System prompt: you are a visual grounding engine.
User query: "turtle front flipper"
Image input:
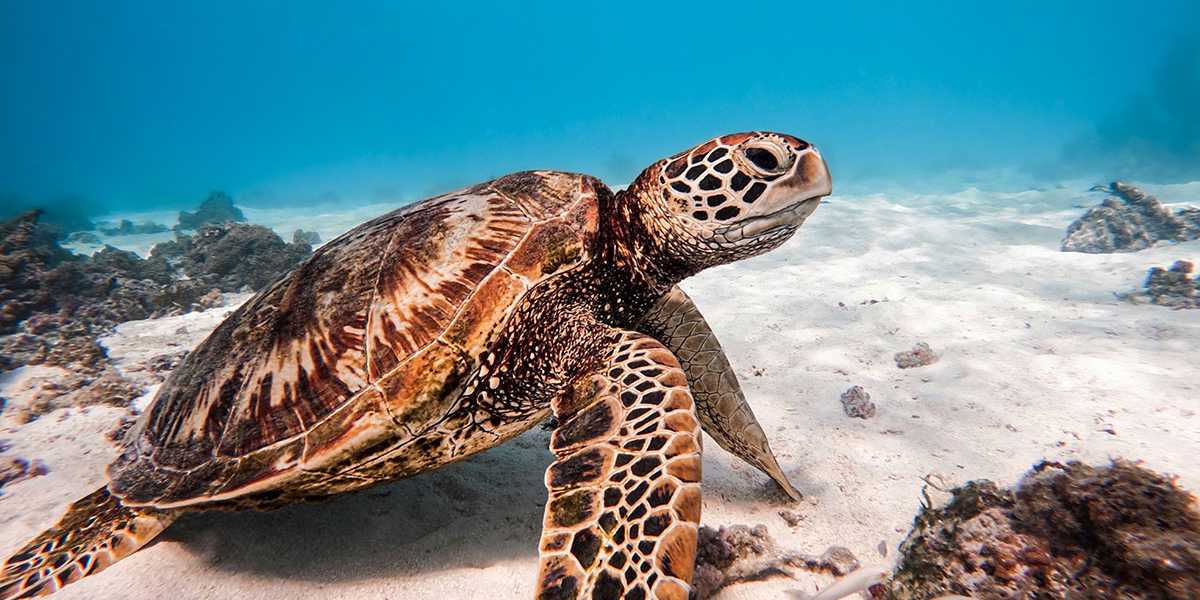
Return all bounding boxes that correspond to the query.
[636,286,800,501]
[537,331,701,600]
[0,487,178,599]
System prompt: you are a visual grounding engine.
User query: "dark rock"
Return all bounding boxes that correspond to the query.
[98,219,169,236]
[150,222,310,292]
[292,229,322,245]
[840,385,877,419]
[197,289,225,310]
[692,524,859,599]
[818,546,860,578]
[1180,207,1200,239]
[147,351,188,373]
[880,460,1200,600]
[66,231,101,244]
[1062,182,1200,253]
[0,458,49,495]
[15,367,142,423]
[1119,260,1200,309]
[778,509,804,527]
[894,342,938,369]
[107,416,137,442]
[177,191,246,230]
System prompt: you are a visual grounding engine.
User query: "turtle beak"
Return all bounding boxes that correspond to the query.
[769,148,833,210]
[737,148,831,238]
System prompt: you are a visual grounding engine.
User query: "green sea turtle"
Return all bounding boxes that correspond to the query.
[1,132,831,599]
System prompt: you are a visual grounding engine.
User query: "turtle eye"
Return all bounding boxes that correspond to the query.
[740,140,793,176]
[744,147,778,171]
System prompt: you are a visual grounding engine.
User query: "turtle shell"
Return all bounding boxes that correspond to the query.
[109,171,602,508]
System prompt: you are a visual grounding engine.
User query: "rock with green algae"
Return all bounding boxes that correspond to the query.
[876,460,1200,600]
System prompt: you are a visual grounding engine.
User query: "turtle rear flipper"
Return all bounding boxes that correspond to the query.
[0,487,177,599]
[538,331,702,600]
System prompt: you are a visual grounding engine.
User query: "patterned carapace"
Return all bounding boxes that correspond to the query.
[1,132,831,600]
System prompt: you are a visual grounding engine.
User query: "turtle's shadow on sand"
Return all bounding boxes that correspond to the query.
[160,428,554,582]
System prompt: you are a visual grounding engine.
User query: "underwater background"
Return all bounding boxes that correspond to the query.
[3,0,1200,219]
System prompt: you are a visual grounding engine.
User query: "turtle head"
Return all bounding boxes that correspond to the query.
[629,132,831,271]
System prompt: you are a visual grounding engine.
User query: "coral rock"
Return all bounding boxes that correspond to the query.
[894,342,938,369]
[1120,260,1200,309]
[292,228,322,245]
[98,219,168,236]
[176,191,246,230]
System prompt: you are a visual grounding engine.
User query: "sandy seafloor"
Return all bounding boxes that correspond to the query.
[2,181,1199,599]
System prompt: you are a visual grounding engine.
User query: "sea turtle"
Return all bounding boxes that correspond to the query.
[1,132,831,599]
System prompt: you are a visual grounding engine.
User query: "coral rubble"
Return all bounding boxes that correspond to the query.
[1062,182,1200,253]
[693,524,860,600]
[840,385,877,419]
[878,460,1200,600]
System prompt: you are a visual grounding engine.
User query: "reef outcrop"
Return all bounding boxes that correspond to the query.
[0,209,309,379]
[878,460,1200,599]
[1062,182,1200,253]
[150,222,312,292]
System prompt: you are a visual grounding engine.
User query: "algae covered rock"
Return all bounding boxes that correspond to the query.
[880,460,1200,600]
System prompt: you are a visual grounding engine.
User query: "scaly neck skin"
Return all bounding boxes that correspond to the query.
[582,183,699,328]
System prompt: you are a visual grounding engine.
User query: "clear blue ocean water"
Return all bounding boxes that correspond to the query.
[2,1,1198,217]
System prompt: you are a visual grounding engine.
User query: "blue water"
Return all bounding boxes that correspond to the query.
[2,0,1198,218]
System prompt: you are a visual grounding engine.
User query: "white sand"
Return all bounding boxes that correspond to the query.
[3,183,1199,599]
